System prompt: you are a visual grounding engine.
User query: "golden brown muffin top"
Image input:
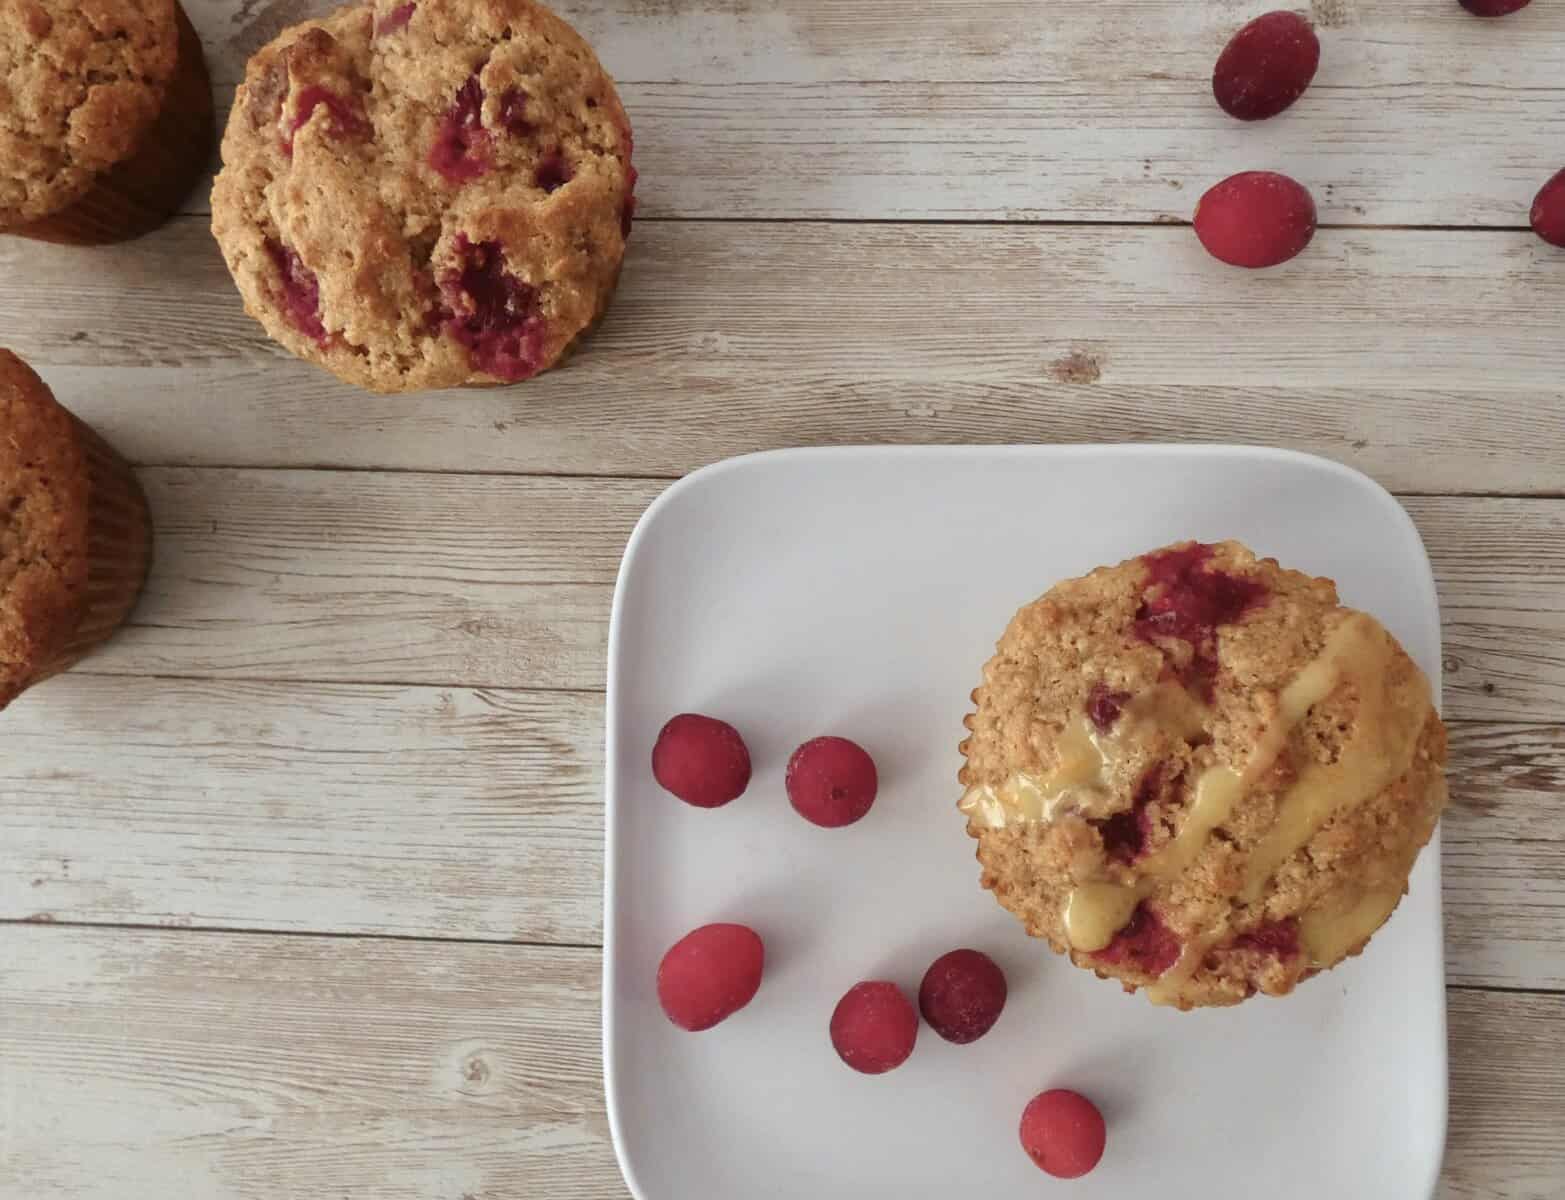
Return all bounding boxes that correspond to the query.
[0,0,179,227]
[958,541,1448,1010]
[0,349,89,707]
[210,0,635,393]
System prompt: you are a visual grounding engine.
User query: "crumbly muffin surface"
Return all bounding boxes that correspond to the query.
[211,0,635,393]
[0,349,89,706]
[958,541,1448,1009]
[0,0,178,226]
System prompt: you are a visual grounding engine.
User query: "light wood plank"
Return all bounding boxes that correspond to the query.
[5,221,1565,493]
[617,82,1565,225]
[49,468,1565,725]
[0,677,606,943]
[173,1,1565,224]
[1406,497,1565,726]
[0,926,1558,1198]
[1444,723,1565,992]
[196,0,1565,90]
[106,467,639,688]
[1441,987,1565,1200]
[0,928,617,1199]
[1,671,1561,989]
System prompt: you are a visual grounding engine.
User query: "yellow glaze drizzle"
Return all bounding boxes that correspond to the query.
[1241,615,1432,899]
[957,683,1208,831]
[1064,881,1148,953]
[1059,631,1364,954]
[958,718,1105,829]
[966,612,1434,976]
[1145,934,1219,1007]
[1299,888,1405,967]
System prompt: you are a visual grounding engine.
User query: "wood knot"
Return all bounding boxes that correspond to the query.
[462,1054,491,1086]
[1050,349,1102,384]
[447,1040,501,1095]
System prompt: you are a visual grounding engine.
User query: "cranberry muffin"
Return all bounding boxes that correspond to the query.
[957,541,1447,1010]
[211,0,636,393]
[0,350,153,710]
[0,0,214,244]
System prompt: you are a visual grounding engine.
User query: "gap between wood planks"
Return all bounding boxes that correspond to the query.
[156,208,1539,233]
[34,664,1565,730]
[5,915,1560,1001]
[0,913,596,950]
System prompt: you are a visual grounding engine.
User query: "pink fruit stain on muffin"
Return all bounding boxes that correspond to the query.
[284,85,370,155]
[1133,542,1267,697]
[1232,918,1301,958]
[498,88,532,135]
[376,2,416,34]
[264,239,329,345]
[439,236,549,381]
[1092,902,1181,975]
[1085,682,1130,732]
[534,149,573,193]
[430,74,491,182]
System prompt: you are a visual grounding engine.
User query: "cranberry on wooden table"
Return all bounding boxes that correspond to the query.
[1458,0,1532,15]
[1532,169,1565,247]
[1193,171,1317,269]
[1212,11,1321,121]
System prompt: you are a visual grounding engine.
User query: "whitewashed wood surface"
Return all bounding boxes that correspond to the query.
[3,0,1564,1196]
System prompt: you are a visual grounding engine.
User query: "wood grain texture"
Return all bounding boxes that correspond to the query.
[100,467,641,688]
[39,466,1563,726]
[174,0,1565,224]
[1444,723,1565,992]
[197,0,1565,88]
[6,221,1565,492]
[0,670,1560,990]
[0,928,614,1200]
[0,926,1559,1199]
[0,676,606,944]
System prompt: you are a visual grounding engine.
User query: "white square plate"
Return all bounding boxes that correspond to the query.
[604,445,1446,1200]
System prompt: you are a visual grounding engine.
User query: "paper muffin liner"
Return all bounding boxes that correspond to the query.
[28,416,155,683]
[13,4,215,246]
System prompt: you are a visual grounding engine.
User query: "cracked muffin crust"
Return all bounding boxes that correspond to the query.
[0,0,213,242]
[211,0,636,393]
[0,350,152,709]
[957,541,1448,1010]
